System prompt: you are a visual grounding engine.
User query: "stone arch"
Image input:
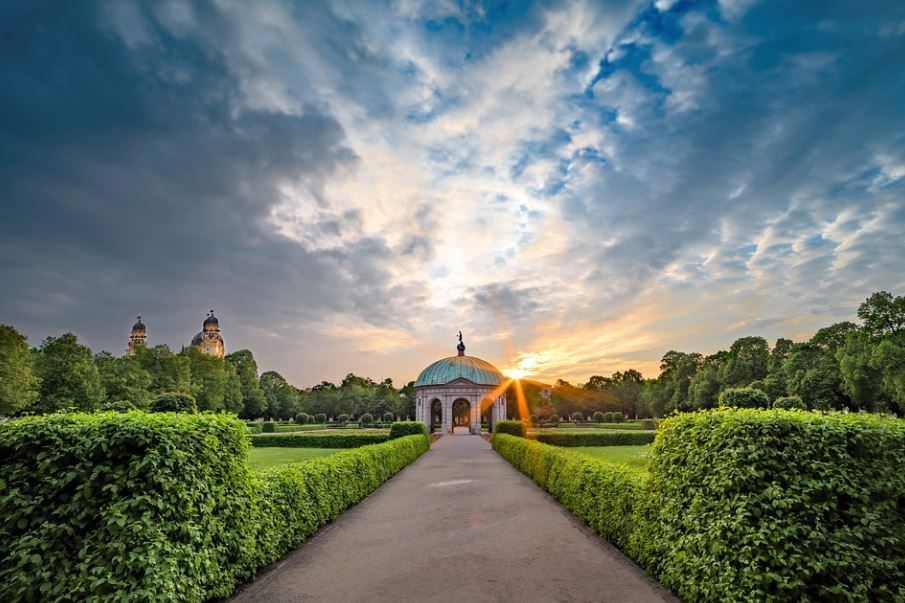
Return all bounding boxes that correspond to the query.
[429,398,443,434]
[451,398,471,434]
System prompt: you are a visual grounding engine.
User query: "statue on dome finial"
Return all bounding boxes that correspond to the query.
[457,331,466,356]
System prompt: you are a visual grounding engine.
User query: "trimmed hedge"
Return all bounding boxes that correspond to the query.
[718,386,770,409]
[246,422,263,434]
[383,412,395,422]
[388,421,428,439]
[261,421,276,433]
[360,413,374,425]
[534,431,655,446]
[494,420,525,437]
[640,419,656,430]
[0,412,428,602]
[593,411,605,423]
[150,391,197,413]
[251,433,388,448]
[315,413,327,423]
[773,395,807,410]
[493,434,645,550]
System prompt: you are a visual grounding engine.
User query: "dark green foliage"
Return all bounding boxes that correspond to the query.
[360,413,374,425]
[613,411,624,422]
[638,409,905,602]
[251,433,389,448]
[640,419,656,430]
[315,413,327,423]
[571,411,584,421]
[33,333,104,413]
[99,400,137,412]
[150,391,197,413]
[718,386,770,409]
[604,411,614,422]
[383,411,395,422]
[261,421,276,433]
[0,412,427,602]
[493,434,645,550]
[294,412,309,424]
[337,413,350,422]
[95,352,153,409]
[530,414,539,423]
[546,414,560,426]
[494,420,525,437]
[593,411,605,423]
[773,395,807,410]
[534,431,655,446]
[0,324,40,414]
[388,421,428,439]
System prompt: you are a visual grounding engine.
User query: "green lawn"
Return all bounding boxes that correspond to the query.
[574,444,652,470]
[247,447,339,470]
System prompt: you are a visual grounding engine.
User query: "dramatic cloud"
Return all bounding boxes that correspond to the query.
[1,0,903,385]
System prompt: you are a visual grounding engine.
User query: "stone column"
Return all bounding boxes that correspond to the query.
[443,396,453,435]
[470,397,479,435]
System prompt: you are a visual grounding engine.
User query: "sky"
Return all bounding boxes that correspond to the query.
[1,0,904,388]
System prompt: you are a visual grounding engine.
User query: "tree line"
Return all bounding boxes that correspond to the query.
[510,291,905,419]
[0,330,415,420]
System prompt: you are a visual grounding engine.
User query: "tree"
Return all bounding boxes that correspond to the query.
[182,347,229,411]
[0,324,40,414]
[871,338,905,415]
[857,291,905,337]
[150,391,197,413]
[688,358,723,410]
[226,350,266,418]
[94,351,153,409]
[659,351,703,412]
[810,322,858,351]
[260,370,297,420]
[783,343,849,410]
[837,332,884,412]
[583,375,612,391]
[33,333,104,413]
[721,336,769,387]
[133,344,191,394]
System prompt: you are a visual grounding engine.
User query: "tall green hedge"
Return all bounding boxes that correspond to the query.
[493,419,525,437]
[250,432,388,448]
[0,412,428,602]
[534,431,654,446]
[638,409,905,602]
[388,421,428,439]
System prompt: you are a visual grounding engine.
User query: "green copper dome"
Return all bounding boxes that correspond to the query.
[415,355,505,387]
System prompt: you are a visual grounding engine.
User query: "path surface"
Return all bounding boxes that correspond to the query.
[231,435,676,603]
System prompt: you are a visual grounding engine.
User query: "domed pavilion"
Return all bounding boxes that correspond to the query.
[191,310,225,358]
[414,333,507,435]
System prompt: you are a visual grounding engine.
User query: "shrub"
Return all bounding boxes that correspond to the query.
[383,412,395,422]
[337,413,350,423]
[360,413,374,425]
[100,400,137,412]
[718,386,770,409]
[315,413,327,424]
[546,414,560,427]
[529,414,539,424]
[261,421,276,433]
[534,431,655,446]
[149,391,197,413]
[593,411,605,423]
[571,412,584,422]
[294,412,309,424]
[640,419,656,430]
[389,421,428,439]
[246,422,262,434]
[251,433,388,448]
[773,395,807,410]
[613,411,624,422]
[603,411,614,422]
[494,420,525,437]
[493,434,645,549]
[636,409,905,602]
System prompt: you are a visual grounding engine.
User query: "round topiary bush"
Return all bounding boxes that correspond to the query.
[604,412,615,423]
[719,387,771,409]
[294,412,309,424]
[261,421,276,433]
[383,412,395,423]
[150,392,197,414]
[640,419,656,430]
[315,413,327,424]
[360,413,374,425]
[593,411,605,423]
[572,412,584,422]
[613,411,624,423]
[337,413,350,423]
[100,400,137,413]
[773,395,807,411]
[547,414,560,427]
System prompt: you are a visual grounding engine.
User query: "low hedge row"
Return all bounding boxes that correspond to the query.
[0,412,428,601]
[534,431,655,446]
[250,433,389,448]
[495,409,905,601]
[494,420,525,437]
[388,421,427,439]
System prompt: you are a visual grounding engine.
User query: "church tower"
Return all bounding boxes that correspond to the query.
[191,310,225,358]
[126,316,147,356]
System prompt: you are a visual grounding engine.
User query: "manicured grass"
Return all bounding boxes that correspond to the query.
[274,423,327,432]
[247,447,339,470]
[574,444,652,470]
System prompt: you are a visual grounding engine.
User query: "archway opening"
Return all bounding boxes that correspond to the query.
[452,398,471,435]
[430,399,442,434]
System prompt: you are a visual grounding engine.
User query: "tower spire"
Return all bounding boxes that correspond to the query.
[457,331,465,356]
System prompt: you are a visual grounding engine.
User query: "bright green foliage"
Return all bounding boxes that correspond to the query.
[593,411,605,423]
[150,392,197,413]
[261,421,276,433]
[494,420,525,437]
[388,421,428,439]
[360,413,374,425]
[638,409,905,602]
[772,395,806,410]
[493,434,646,549]
[33,333,105,413]
[100,400,138,412]
[534,431,655,446]
[0,324,40,414]
[0,413,428,602]
[718,386,770,409]
[251,433,388,448]
[246,447,337,470]
[246,422,263,434]
[183,347,237,412]
[132,344,192,395]
[0,412,258,602]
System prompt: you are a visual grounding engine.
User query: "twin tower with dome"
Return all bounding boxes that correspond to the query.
[126,310,225,358]
[414,332,508,435]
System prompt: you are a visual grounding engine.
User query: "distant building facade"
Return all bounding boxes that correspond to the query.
[125,310,226,358]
